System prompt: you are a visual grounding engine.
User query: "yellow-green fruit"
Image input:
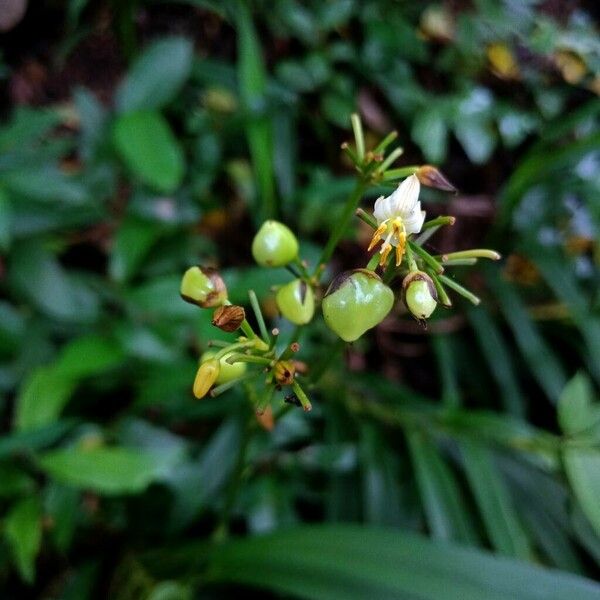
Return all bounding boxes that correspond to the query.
[251,220,299,267]
[276,279,315,325]
[403,271,437,320]
[180,266,227,308]
[322,269,394,342]
[201,351,247,384]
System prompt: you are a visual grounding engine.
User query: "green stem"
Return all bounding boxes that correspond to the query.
[291,380,312,411]
[439,258,478,266]
[248,290,270,343]
[226,353,273,366]
[210,372,260,397]
[405,242,418,272]
[438,249,501,261]
[375,146,404,174]
[373,130,398,154]
[356,208,377,229]
[314,179,368,277]
[409,241,444,274]
[381,165,419,181]
[427,269,452,307]
[214,340,256,360]
[351,113,365,161]
[366,253,380,271]
[439,274,481,305]
[239,319,256,339]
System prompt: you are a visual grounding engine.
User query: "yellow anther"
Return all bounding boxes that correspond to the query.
[379,242,393,266]
[368,222,388,252]
[395,232,407,266]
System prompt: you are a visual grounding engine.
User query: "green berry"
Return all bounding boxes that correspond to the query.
[201,351,247,384]
[276,279,315,325]
[403,271,437,320]
[252,220,299,267]
[180,266,227,308]
[322,269,394,342]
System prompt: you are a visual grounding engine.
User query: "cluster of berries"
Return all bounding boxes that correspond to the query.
[180,115,499,410]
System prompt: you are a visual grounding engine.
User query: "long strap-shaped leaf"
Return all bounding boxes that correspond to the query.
[205,525,600,600]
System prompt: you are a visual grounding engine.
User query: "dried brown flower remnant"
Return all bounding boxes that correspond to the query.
[212,305,245,332]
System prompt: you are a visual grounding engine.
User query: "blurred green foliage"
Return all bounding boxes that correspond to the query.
[0,0,599,597]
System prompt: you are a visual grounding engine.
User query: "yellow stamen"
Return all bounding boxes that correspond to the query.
[391,218,407,267]
[379,242,393,266]
[395,232,406,266]
[368,222,388,252]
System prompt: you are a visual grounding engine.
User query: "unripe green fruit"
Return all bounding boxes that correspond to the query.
[322,269,394,342]
[180,266,227,308]
[276,279,315,325]
[201,351,247,384]
[403,271,437,321]
[252,220,299,267]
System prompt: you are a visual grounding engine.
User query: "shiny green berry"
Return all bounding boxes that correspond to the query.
[276,279,315,325]
[180,266,227,308]
[201,351,247,385]
[322,269,394,342]
[252,220,299,267]
[403,271,437,321]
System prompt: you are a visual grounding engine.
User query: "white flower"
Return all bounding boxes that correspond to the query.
[368,174,426,267]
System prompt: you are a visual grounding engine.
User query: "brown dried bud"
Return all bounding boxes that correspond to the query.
[273,360,296,386]
[212,305,245,332]
[416,165,457,193]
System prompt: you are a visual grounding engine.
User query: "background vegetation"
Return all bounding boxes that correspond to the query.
[0,0,599,597]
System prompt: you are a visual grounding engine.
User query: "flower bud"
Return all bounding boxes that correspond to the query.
[200,351,247,385]
[402,271,438,321]
[276,279,315,325]
[252,220,299,267]
[193,358,220,399]
[212,305,245,332]
[180,266,227,308]
[416,165,457,193]
[322,269,394,342]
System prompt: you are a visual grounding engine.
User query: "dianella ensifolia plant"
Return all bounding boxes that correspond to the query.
[180,114,500,415]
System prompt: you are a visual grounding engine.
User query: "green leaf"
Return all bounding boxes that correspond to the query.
[454,119,496,164]
[15,335,124,431]
[461,440,531,559]
[4,497,42,583]
[54,334,125,380]
[115,37,194,112]
[487,271,566,402]
[236,0,275,220]
[406,431,477,544]
[0,187,12,251]
[45,483,79,552]
[412,109,448,163]
[15,366,76,431]
[204,525,600,600]
[558,373,596,436]
[38,447,175,495]
[113,111,184,193]
[563,448,600,538]
[9,240,99,323]
[109,217,164,282]
[468,307,525,417]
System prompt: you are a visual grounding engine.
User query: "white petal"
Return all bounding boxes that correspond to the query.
[404,209,426,235]
[389,175,420,216]
[373,195,395,222]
